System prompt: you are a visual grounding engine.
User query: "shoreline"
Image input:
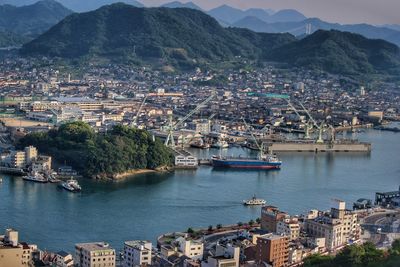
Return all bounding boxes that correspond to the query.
[93,166,172,180]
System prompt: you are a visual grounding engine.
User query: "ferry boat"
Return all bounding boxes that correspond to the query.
[211,153,281,169]
[23,172,48,183]
[243,195,266,206]
[60,179,82,192]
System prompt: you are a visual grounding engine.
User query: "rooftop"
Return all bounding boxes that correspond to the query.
[75,242,113,251]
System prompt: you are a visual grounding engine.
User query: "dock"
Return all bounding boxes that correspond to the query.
[266,140,371,153]
[0,166,26,175]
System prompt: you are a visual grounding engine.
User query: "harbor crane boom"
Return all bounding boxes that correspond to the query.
[165,91,216,148]
[241,117,264,156]
[132,94,148,127]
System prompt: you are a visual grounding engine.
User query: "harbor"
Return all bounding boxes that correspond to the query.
[0,128,396,251]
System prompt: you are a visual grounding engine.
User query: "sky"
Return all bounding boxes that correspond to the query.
[142,0,400,25]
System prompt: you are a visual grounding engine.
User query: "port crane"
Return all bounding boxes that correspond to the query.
[247,92,325,142]
[241,117,269,157]
[165,92,216,148]
[131,94,148,127]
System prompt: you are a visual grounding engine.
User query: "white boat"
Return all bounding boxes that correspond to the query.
[243,195,266,206]
[0,177,2,183]
[211,140,229,149]
[60,179,82,192]
[23,172,48,183]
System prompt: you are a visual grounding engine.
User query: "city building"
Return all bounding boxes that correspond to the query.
[176,237,204,260]
[276,217,300,241]
[56,250,74,267]
[11,151,26,168]
[75,242,115,267]
[255,233,289,267]
[261,206,288,233]
[202,243,240,267]
[0,229,33,267]
[305,201,359,250]
[123,240,152,267]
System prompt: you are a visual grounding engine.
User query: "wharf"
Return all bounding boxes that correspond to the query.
[0,166,26,175]
[266,140,371,153]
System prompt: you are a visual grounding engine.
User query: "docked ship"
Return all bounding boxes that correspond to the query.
[211,153,281,169]
[190,139,210,149]
[23,172,48,183]
[243,195,266,206]
[211,139,229,149]
[60,179,82,192]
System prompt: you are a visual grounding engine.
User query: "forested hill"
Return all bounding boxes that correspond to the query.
[20,3,400,76]
[20,3,296,68]
[18,122,174,178]
[266,30,400,75]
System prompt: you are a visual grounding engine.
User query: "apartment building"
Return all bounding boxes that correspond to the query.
[276,217,300,241]
[305,201,359,250]
[0,229,33,267]
[261,206,288,233]
[75,242,115,267]
[256,233,289,267]
[123,240,152,267]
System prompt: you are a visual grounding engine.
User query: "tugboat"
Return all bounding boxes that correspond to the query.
[60,179,82,192]
[243,195,266,206]
[23,172,48,183]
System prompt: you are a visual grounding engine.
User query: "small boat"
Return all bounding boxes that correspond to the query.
[46,172,61,183]
[211,140,229,149]
[243,195,266,206]
[23,172,48,183]
[0,177,2,183]
[60,179,82,192]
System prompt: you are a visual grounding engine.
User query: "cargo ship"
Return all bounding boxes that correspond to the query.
[211,153,281,169]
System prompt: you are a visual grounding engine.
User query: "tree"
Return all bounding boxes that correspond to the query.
[187,227,194,234]
[208,225,213,232]
[216,224,222,229]
[237,222,243,227]
[256,217,261,224]
[248,219,255,226]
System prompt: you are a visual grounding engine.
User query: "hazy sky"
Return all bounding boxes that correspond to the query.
[142,0,400,25]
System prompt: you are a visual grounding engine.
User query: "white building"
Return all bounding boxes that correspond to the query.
[75,242,115,267]
[176,237,204,260]
[123,240,152,267]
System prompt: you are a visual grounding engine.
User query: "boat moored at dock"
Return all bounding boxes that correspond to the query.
[60,179,82,192]
[23,172,48,183]
[211,154,281,169]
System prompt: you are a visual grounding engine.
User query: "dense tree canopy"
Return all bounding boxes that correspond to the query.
[303,241,400,267]
[18,122,174,177]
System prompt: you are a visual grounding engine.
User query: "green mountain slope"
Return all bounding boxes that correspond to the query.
[0,0,72,37]
[0,31,29,47]
[20,4,400,76]
[20,4,295,68]
[266,30,400,75]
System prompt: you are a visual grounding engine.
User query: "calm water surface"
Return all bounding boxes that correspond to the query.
[0,129,399,251]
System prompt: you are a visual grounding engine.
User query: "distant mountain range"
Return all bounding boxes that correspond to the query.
[207,4,305,25]
[161,1,202,11]
[233,17,400,47]
[20,3,400,76]
[0,0,71,41]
